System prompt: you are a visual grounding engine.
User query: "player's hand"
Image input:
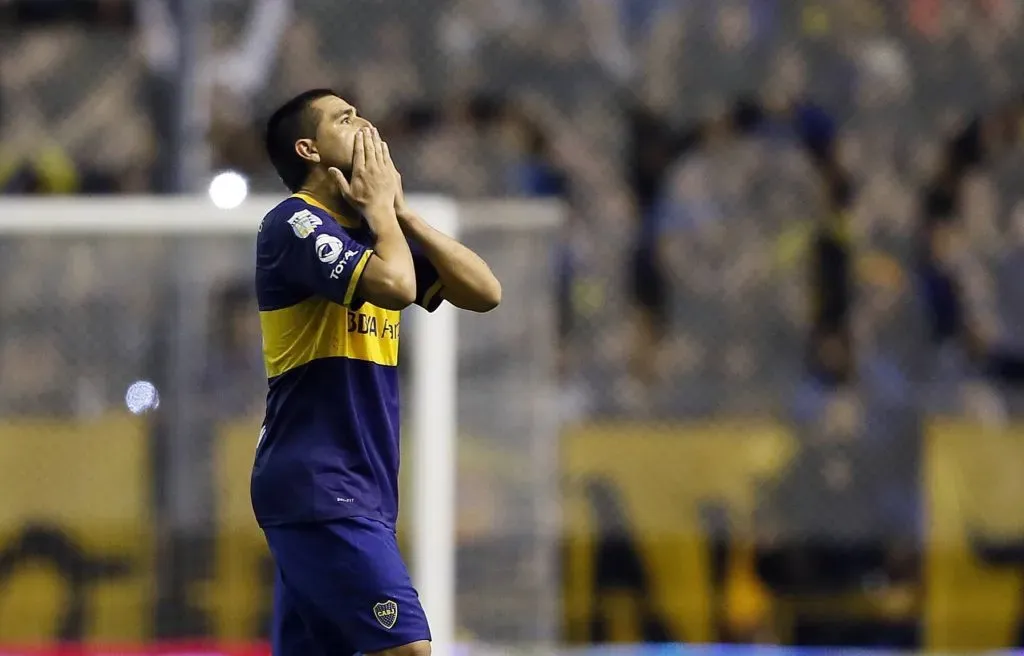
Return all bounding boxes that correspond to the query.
[382,140,411,219]
[329,128,397,215]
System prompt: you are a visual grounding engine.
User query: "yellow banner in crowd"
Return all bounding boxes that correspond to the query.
[562,421,797,644]
[924,420,1024,649]
[0,416,151,642]
[561,420,1024,649]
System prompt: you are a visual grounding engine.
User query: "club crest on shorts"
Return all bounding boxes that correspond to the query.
[373,600,398,629]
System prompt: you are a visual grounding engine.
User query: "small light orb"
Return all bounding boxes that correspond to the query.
[208,171,249,209]
[126,380,160,415]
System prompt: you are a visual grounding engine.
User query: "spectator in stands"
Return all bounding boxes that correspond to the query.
[0,0,152,194]
[136,0,292,192]
[755,381,922,648]
[0,146,125,194]
[622,101,679,397]
[498,103,569,198]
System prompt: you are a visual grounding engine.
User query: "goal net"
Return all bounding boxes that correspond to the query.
[0,195,563,653]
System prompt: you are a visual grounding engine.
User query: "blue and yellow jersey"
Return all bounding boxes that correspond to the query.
[251,193,443,528]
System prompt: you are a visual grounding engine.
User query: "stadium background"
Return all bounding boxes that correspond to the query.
[3,0,1024,654]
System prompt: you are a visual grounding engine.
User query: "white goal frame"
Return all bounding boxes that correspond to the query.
[0,194,462,651]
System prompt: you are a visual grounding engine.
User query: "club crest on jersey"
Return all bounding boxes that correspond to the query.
[287,209,323,238]
[373,600,398,629]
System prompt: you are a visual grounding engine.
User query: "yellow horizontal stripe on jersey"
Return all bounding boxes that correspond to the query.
[261,298,401,376]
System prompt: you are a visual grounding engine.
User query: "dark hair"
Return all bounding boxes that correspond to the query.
[265,88,338,192]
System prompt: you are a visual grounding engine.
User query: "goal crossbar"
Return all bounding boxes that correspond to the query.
[0,195,561,234]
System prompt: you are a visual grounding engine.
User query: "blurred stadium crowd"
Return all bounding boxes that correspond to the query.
[5,0,1024,418]
[4,0,1024,649]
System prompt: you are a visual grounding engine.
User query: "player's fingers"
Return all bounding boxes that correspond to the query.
[357,128,373,170]
[381,140,396,172]
[371,128,387,169]
[328,167,350,195]
[360,128,377,173]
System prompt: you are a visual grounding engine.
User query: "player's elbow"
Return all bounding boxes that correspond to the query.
[447,278,501,313]
[476,279,502,312]
[359,258,418,310]
[376,272,418,310]
[375,275,417,310]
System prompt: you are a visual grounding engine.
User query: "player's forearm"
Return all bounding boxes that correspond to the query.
[398,210,502,312]
[367,206,417,306]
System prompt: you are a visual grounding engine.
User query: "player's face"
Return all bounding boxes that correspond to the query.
[309,95,372,173]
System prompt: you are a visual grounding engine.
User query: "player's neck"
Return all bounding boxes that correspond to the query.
[296,182,363,225]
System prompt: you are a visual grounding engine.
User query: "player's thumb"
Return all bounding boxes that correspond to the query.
[328,167,351,195]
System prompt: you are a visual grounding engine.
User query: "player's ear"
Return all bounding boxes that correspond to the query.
[295,138,321,164]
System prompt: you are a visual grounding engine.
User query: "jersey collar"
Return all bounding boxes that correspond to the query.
[291,192,362,229]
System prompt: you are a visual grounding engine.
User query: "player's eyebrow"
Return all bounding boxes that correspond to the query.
[333,107,356,121]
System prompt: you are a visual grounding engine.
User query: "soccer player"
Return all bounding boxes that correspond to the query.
[253,89,501,656]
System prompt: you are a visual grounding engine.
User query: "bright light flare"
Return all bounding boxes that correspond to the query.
[125,380,160,415]
[208,171,249,209]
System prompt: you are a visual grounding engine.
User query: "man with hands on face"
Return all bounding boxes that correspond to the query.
[252,89,500,656]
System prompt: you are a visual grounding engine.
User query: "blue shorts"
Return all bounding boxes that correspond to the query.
[263,516,431,655]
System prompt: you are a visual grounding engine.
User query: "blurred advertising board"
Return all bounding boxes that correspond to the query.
[0,416,152,642]
[563,420,1024,650]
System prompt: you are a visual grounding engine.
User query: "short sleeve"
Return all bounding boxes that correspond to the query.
[411,243,444,312]
[268,207,373,307]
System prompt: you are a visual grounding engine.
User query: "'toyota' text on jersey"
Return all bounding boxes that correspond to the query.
[251,193,443,528]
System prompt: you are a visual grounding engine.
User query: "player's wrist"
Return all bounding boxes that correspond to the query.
[364,201,399,224]
[396,208,426,234]
[394,202,413,222]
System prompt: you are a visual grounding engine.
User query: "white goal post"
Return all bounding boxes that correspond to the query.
[0,193,563,654]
